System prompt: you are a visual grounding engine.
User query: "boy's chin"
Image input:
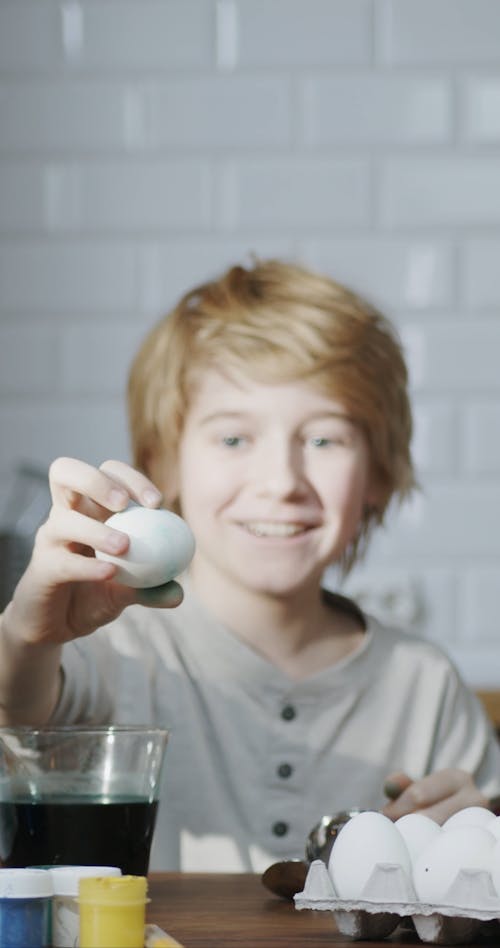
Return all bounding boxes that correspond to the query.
[237,569,321,599]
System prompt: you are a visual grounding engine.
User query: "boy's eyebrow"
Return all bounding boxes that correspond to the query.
[198,411,251,425]
[198,409,357,425]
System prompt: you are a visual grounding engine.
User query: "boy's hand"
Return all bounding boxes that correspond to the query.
[382,768,490,824]
[2,457,184,650]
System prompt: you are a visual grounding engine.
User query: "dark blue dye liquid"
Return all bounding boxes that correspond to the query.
[0,798,158,875]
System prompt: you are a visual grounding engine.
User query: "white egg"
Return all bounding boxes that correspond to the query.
[442,806,496,831]
[395,813,441,865]
[413,825,495,904]
[328,810,411,900]
[487,816,500,841]
[96,507,195,588]
[489,836,500,895]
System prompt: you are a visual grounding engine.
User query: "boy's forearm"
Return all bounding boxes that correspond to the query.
[0,606,63,726]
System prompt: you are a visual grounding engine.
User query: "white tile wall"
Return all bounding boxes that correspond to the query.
[300,238,453,310]
[148,78,292,148]
[461,240,500,308]
[0,242,138,312]
[378,0,500,65]
[300,75,451,146]
[462,402,500,474]
[381,158,500,228]
[0,0,499,685]
[411,399,457,477]
[59,0,214,70]
[215,158,370,229]
[0,325,59,394]
[136,236,296,313]
[461,76,500,144]
[403,322,500,393]
[220,0,372,67]
[0,81,144,152]
[0,2,59,70]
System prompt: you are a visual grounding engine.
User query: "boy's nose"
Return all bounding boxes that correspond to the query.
[253,442,306,499]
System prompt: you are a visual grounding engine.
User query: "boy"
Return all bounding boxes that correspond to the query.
[0,258,499,872]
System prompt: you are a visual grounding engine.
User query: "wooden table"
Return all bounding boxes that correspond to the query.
[146,873,427,947]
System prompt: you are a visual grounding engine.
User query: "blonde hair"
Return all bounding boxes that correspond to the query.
[128,258,416,571]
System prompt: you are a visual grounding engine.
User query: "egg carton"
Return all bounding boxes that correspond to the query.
[294,859,500,945]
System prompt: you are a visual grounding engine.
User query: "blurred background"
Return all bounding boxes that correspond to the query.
[0,0,500,686]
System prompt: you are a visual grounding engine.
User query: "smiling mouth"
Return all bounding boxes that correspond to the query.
[242,522,312,538]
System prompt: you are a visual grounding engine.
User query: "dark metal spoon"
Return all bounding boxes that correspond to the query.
[261,807,363,900]
[306,807,364,864]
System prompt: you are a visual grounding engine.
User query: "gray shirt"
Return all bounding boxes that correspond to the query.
[53,588,500,872]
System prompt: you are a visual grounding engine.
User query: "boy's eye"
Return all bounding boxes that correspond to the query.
[307,427,354,448]
[309,436,348,448]
[310,437,332,448]
[222,435,244,447]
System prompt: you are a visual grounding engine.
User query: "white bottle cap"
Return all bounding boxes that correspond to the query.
[0,868,53,898]
[49,865,121,897]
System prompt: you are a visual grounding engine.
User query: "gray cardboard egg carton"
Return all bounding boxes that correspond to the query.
[294,859,500,945]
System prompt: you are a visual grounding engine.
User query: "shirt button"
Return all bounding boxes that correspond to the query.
[277,762,293,779]
[281,704,296,721]
[272,821,289,837]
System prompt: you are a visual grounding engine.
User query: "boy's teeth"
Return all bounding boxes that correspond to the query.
[245,522,305,537]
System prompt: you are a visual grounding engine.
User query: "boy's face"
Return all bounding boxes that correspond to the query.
[158,367,379,600]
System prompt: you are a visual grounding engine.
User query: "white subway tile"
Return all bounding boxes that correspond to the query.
[379,0,500,65]
[412,398,456,476]
[148,77,291,148]
[461,76,500,143]
[0,163,46,231]
[301,238,453,310]
[341,564,457,646]
[137,237,296,312]
[413,569,457,646]
[301,75,451,145]
[368,484,500,559]
[462,401,500,474]
[399,324,426,390]
[60,323,147,394]
[458,569,500,642]
[0,399,130,475]
[41,160,211,231]
[462,239,500,307]
[0,1,60,71]
[0,242,137,312]
[0,326,59,393]
[447,645,500,689]
[0,160,211,233]
[0,81,146,152]
[400,321,500,392]
[226,0,371,66]
[60,0,212,70]
[381,158,500,227]
[217,158,370,229]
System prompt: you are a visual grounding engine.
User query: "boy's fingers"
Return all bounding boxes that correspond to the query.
[99,460,163,508]
[49,458,130,513]
[48,457,164,525]
[382,769,484,821]
[415,787,490,826]
[383,771,414,800]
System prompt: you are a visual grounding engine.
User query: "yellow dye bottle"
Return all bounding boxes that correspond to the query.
[79,875,147,948]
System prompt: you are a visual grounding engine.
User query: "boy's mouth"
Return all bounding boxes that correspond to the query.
[242,521,311,538]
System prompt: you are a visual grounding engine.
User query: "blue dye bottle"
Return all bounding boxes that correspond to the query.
[0,868,52,948]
